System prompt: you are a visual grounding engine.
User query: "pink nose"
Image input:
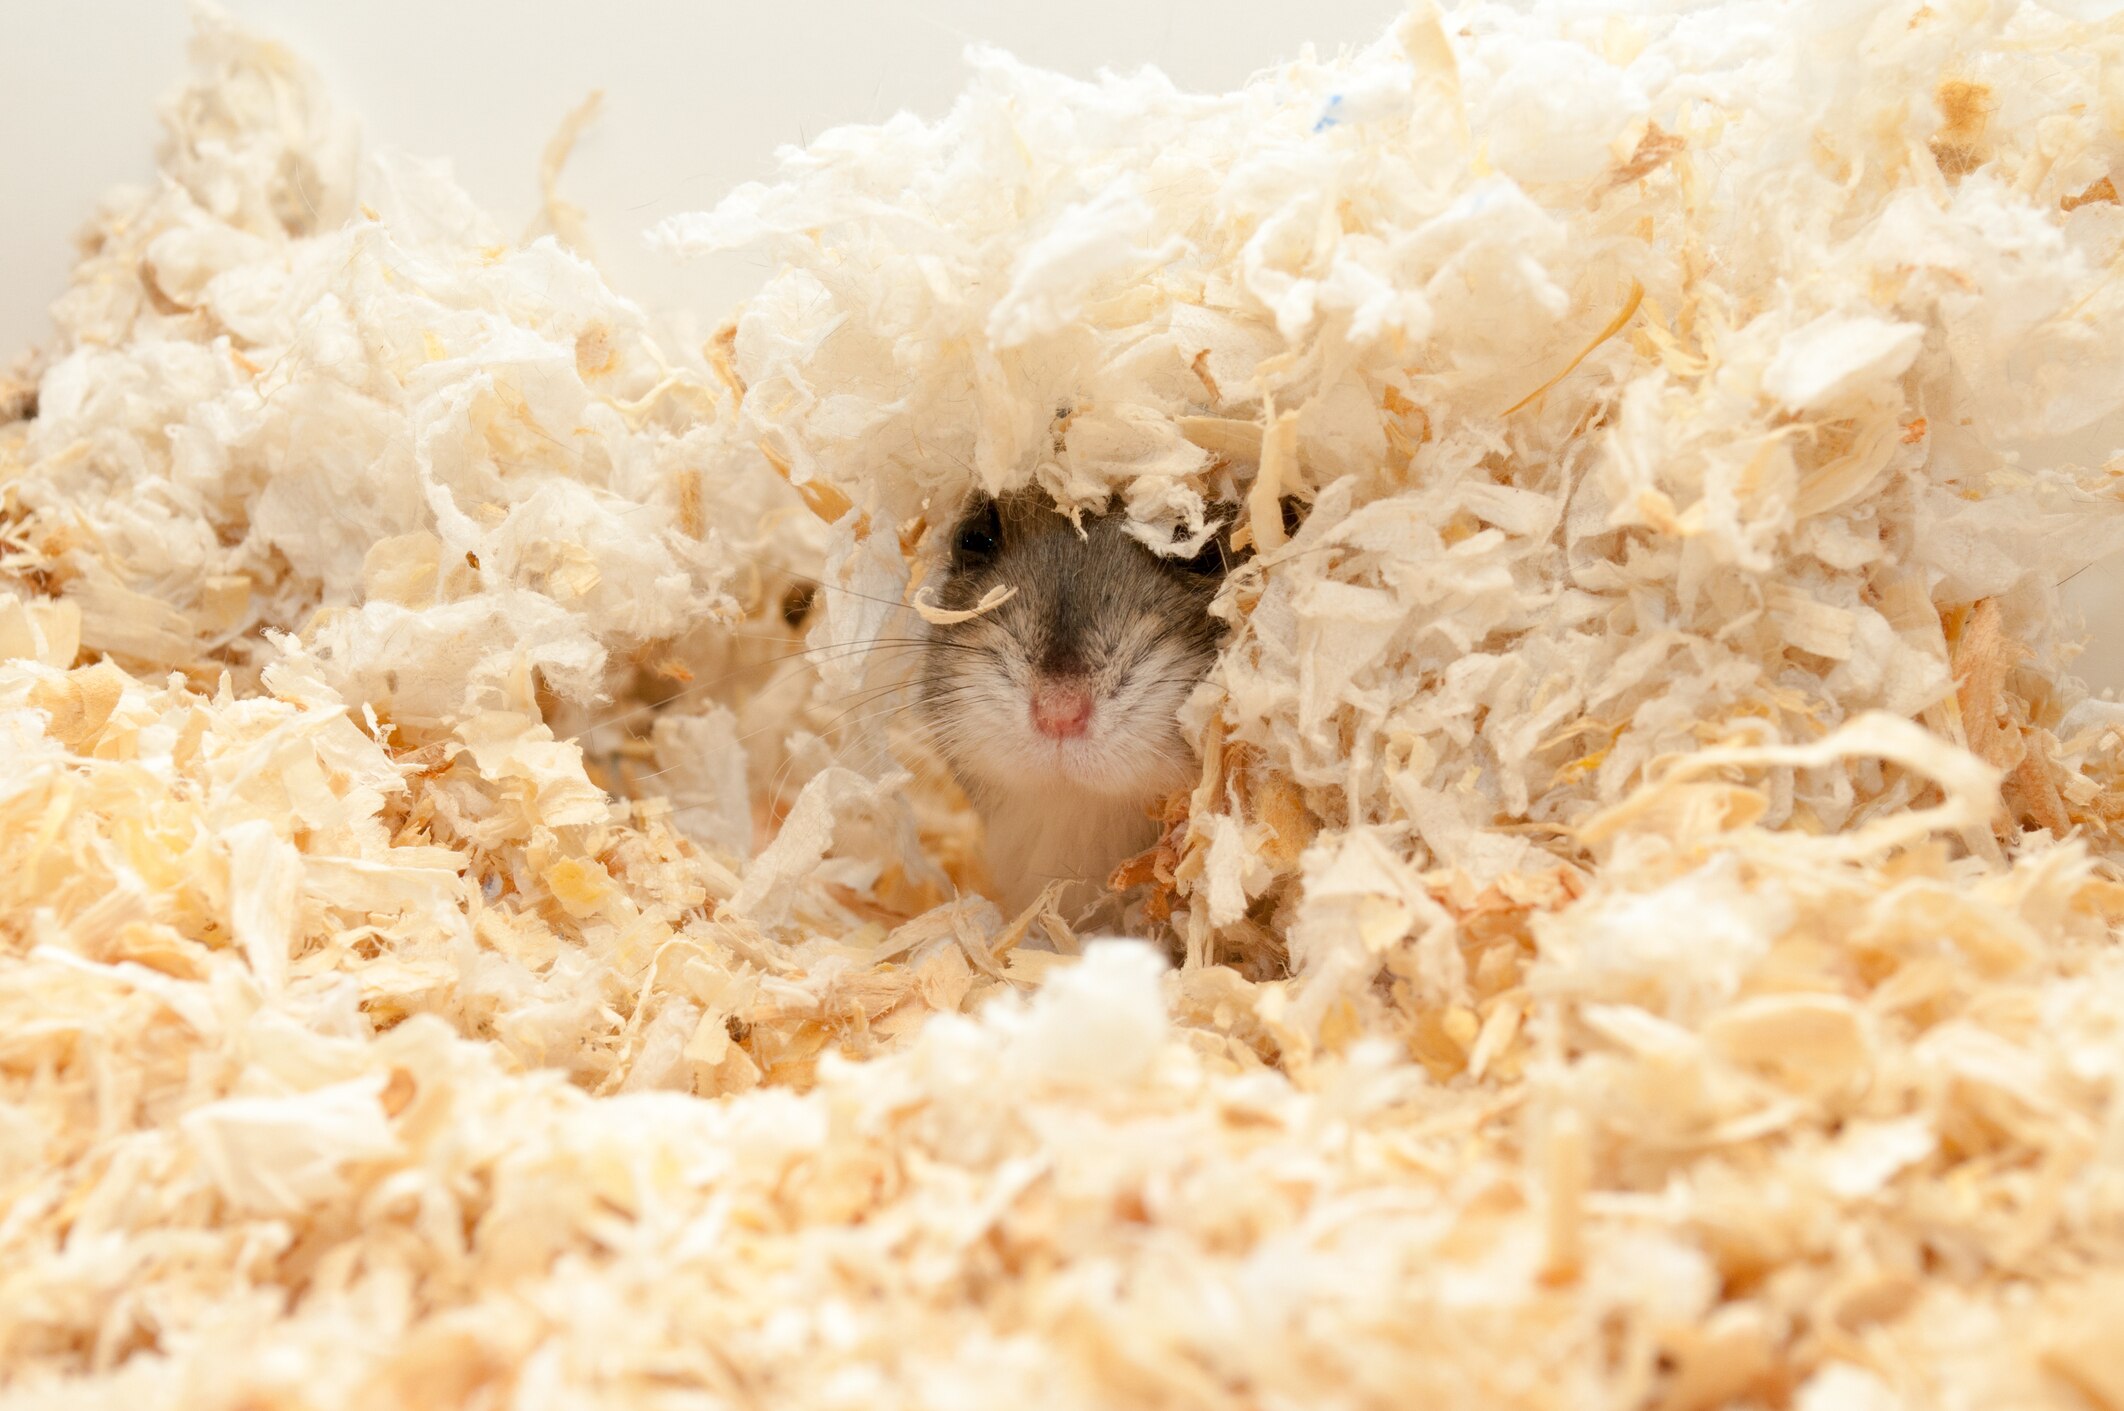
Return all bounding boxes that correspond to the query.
[1030,680,1094,739]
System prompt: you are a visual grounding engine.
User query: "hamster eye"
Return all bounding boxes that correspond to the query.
[952,501,1002,568]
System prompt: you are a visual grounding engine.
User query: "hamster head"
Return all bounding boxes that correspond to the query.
[917,493,1236,911]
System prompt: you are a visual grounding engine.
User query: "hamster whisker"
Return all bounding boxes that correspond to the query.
[711,543,925,618]
[762,698,939,815]
[568,640,937,736]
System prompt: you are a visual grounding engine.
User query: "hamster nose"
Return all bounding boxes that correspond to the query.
[1030,678,1094,739]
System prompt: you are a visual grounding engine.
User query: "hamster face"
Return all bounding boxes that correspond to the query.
[917,495,1232,814]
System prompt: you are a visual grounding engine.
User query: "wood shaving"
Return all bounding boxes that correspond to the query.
[7,3,2124,1407]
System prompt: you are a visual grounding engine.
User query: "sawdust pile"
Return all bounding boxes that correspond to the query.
[7,2,2124,1406]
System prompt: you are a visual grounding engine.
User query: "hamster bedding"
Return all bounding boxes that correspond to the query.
[7,1,2124,1406]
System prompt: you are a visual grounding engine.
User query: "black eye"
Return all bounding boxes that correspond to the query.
[952,500,1001,568]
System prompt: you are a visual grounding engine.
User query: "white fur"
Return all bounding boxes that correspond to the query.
[981,783,1164,916]
[940,633,1200,915]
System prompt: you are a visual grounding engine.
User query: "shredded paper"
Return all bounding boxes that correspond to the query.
[6,1,2124,1405]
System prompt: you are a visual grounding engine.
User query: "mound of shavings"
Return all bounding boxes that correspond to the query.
[7,1,2124,1407]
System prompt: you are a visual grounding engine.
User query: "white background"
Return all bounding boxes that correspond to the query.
[1,1,1401,354]
[3,1,2116,688]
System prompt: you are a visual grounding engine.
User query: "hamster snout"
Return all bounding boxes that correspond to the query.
[918,493,1236,917]
[1029,678,1094,739]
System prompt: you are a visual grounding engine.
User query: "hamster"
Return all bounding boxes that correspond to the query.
[917,492,1238,918]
